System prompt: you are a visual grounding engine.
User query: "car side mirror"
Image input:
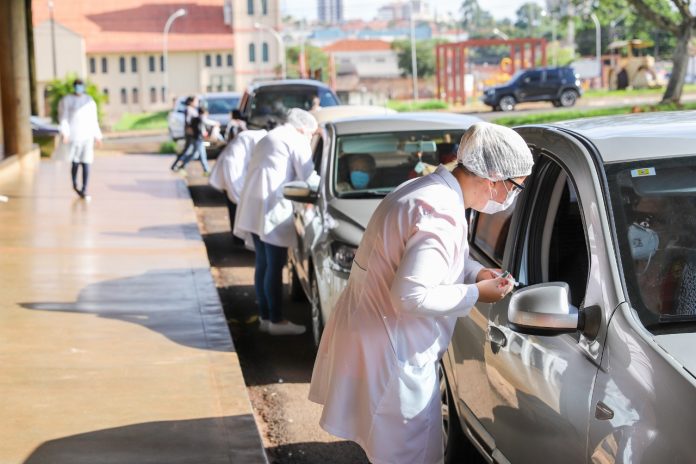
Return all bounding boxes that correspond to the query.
[283,181,317,204]
[508,282,601,339]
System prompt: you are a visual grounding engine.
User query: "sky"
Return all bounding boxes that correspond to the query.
[280,0,544,22]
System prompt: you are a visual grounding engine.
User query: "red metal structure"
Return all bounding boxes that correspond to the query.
[435,38,547,105]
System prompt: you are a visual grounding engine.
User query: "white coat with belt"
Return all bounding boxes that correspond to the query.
[210,129,268,204]
[234,123,313,248]
[309,165,483,464]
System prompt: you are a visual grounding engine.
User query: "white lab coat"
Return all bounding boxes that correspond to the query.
[58,94,102,144]
[234,124,313,248]
[209,129,267,204]
[309,165,484,464]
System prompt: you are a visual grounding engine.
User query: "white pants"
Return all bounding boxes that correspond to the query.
[69,139,94,164]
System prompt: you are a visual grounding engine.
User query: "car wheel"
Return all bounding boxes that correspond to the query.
[310,272,324,348]
[499,95,516,112]
[287,258,305,302]
[559,90,578,107]
[440,363,482,464]
[552,100,562,107]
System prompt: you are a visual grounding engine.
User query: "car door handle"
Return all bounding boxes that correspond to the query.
[487,326,508,350]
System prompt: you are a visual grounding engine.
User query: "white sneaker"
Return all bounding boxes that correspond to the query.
[258,319,270,333]
[268,321,306,336]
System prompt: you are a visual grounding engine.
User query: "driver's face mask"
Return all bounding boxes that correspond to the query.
[628,223,659,272]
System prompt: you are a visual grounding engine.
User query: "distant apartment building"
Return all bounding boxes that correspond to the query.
[31,0,281,122]
[323,39,400,78]
[317,0,343,25]
[376,0,431,21]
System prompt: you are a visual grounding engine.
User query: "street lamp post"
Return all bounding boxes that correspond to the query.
[254,22,286,80]
[590,13,601,85]
[48,0,57,79]
[540,10,558,67]
[163,8,186,104]
[409,0,419,101]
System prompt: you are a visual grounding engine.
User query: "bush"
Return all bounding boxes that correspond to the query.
[46,74,106,124]
[159,140,177,154]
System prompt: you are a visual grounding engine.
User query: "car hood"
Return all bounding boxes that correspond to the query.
[486,84,512,93]
[207,114,229,125]
[327,198,382,246]
[655,333,696,379]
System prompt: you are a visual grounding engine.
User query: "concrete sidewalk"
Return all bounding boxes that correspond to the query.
[0,154,267,463]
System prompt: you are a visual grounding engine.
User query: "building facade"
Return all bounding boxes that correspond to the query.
[323,39,400,78]
[31,0,280,124]
[317,0,343,25]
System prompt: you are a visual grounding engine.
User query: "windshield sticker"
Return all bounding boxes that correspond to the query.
[631,167,656,178]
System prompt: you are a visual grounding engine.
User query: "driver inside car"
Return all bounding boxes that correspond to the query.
[336,153,377,192]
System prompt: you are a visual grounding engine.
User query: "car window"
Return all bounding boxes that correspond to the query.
[175,98,187,113]
[250,87,337,121]
[472,208,514,266]
[525,71,542,83]
[607,156,696,327]
[546,69,560,81]
[203,96,240,115]
[522,159,589,308]
[333,130,464,198]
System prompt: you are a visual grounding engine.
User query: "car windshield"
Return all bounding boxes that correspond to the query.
[607,155,696,328]
[250,87,338,120]
[333,130,465,198]
[203,96,239,115]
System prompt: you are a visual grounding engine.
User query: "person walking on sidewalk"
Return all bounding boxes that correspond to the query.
[58,78,102,199]
[171,95,198,171]
[234,109,319,336]
[177,106,212,174]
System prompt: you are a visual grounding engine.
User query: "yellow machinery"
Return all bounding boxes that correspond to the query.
[607,39,663,90]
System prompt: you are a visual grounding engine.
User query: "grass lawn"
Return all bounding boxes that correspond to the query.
[492,101,696,127]
[387,99,449,112]
[583,84,696,99]
[113,111,169,132]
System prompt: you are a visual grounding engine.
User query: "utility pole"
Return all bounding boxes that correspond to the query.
[48,0,57,79]
[409,0,419,101]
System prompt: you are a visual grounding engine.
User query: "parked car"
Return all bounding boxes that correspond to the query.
[482,66,582,111]
[283,113,480,346]
[439,111,696,463]
[167,91,241,141]
[30,116,60,137]
[238,79,340,129]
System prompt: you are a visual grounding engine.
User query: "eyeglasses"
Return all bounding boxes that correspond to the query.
[506,178,525,191]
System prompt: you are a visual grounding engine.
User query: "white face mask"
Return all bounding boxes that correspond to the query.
[478,181,519,214]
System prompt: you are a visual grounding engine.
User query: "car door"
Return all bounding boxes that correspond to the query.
[291,132,326,285]
[516,70,544,102]
[540,68,562,100]
[481,154,605,463]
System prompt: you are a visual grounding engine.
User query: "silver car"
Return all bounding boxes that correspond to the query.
[167,91,241,140]
[441,111,696,463]
[283,113,480,346]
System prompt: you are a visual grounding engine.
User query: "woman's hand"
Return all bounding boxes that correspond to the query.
[476,277,514,303]
[476,268,503,282]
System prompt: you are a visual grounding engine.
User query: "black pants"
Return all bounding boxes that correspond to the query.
[171,136,193,169]
[71,162,90,195]
[224,195,245,246]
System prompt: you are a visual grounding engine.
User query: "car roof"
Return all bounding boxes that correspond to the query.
[312,105,396,124]
[201,92,241,99]
[246,79,333,92]
[330,112,481,136]
[541,111,696,163]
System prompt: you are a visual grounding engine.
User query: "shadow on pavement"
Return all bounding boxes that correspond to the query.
[20,268,234,352]
[108,179,190,199]
[267,441,369,464]
[104,222,202,241]
[23,415,266,464]
[202,233,256,267]
[188,184,227,207]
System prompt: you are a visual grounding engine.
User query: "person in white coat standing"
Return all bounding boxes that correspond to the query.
[309,122,534,464]
[209,126,270,244]
[58,78,102,199]
[234,109,318,336]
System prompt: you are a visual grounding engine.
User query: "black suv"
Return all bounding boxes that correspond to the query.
[238,79,340,129]
[482,67,582,111]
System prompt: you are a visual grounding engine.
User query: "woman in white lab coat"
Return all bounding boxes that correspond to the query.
[210,127,270,244]
[309,122,534,464]
[234,109,318,336]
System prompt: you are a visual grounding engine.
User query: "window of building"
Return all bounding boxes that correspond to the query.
[161,87,166,103]
[131,56,138,73]
[89,57,96,74]
[120,88,127,104]
[205,54,212,67]
[247,0,254,15]
[160,55,164,72]
[262,42,269,62]
[216,54,222,67]
[119,57,126,73]
[103,88,109,103]
[149,56,156,72]
[261,0,268,15]
[249,43,256,63]
[101,57,108,73]
[150,87,157,103]
[132,87,139,104]
[227,53,233,67]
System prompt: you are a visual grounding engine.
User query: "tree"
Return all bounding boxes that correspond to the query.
[392,39,443,78]
[624,0,692,103]
[286,44,329,81]
[46,74,106,124]
[515,2,545,35]
[460,0,495,35]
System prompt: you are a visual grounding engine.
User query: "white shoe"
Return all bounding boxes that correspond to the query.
[268,321,306,336]
[259,319,270,333]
